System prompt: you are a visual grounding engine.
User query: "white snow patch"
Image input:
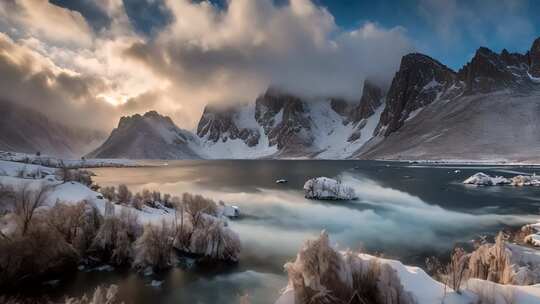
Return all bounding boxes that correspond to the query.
[313,101,383,159]
[528,72,540,83]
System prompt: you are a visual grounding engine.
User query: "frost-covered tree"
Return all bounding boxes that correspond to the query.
[133,220,175,271]
[101,186,116,202]
[132,192,143,210]
[12,182,51,235]
[116,184,132,205]
[92,202,141,265]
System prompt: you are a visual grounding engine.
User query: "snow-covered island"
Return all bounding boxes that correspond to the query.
[463,172,540,186]
[303,177,357,200]
[0,159,241,294]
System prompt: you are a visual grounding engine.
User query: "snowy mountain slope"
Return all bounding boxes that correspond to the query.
[356,36,540,162]
[194,85,385,159]
[0,100,105,158]
[40,37,540,161]
[87,111,200,160]
[358,89,540,162]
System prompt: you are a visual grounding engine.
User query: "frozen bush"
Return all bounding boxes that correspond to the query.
[284,232,416,304]
[0,209,78,289]
[133,220,175,272]
[101,186,116,202]
[132,192,143,210]
[64,284,121,304]
[116,184,132,205]
[92,202,141,265]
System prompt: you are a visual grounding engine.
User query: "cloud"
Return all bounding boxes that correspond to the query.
[119,0,413,127]
[0,0,413,131]
[0,33,117,130]
[0,0,94,46]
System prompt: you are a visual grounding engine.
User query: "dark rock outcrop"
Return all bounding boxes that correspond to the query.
[255,88,313,154]
[197,105,260,147]
[457,47,529,93]
[376,53,459,136]
[353,81,384,122]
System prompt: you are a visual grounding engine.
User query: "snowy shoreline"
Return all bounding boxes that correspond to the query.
[0,151,143,168]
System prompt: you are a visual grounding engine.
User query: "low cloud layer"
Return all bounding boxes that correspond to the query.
[0,0,413,131]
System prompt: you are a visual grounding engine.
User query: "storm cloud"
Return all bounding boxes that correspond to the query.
[1,0,412,130]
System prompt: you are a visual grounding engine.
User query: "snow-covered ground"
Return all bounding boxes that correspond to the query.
[311,101,383,159]
[0,160,237,226]
[275,232,540,304]
[0,151,138,168]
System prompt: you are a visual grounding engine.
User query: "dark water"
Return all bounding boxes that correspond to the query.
[42,161,540,303]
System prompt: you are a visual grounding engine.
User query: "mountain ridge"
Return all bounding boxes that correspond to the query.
[86,35,540,161]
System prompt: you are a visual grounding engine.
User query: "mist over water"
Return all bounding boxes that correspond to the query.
[52,160,540,304]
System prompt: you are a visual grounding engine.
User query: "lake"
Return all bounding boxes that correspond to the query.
[42,160,540,303]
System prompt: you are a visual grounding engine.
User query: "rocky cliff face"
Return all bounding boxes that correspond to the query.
[457,47,529,93]
[254,88,313,155]
[358,36,540,161]
[87,111,200,159]
[197,105,260,147]
[375,53,460,137]
[87,36,540,161]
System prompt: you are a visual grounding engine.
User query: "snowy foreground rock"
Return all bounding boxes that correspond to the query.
[275,232,540,304]
[463,172,540,186]
[303,177,357,200]
[463,172,510,186]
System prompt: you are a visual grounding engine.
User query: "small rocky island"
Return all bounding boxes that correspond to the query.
[303,177,357,200]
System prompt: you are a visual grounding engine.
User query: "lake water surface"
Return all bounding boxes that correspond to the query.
[44,160,540,303]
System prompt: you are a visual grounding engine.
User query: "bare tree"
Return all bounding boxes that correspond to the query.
[117,184,132,205]
[182,193,217,228]
[132,192,143,210]
[101,186,116,202]
[133,220,175,271]
[56,161,72,183]
[13,182,51,235]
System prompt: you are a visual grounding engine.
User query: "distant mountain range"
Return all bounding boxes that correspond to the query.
[0,100,105,158]
[4,37,540,161]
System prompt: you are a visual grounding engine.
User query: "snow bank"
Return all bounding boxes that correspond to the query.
[0,151,138,168]
[276,232,540,304]
[463,172,510,186]
[303,177,357,200]
[528,72,540,84]
[463,172,540,187]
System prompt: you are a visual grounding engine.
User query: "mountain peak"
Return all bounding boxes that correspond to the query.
[89,111,199,159]
[376,52,458,136]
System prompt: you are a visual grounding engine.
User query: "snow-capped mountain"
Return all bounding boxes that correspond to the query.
[195,85,385,159]
[0,100,105,158]
[358,37,540,162]
[89,36,540,161]
[87,111,200,159]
